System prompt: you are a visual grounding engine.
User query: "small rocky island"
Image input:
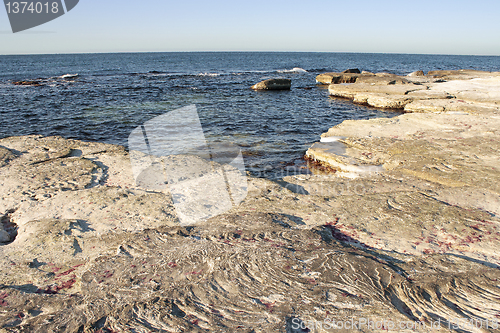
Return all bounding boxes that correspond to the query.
[1,70,499,332]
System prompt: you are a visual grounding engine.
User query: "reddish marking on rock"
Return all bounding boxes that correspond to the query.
[56,268,75,277]
[42,286,58,294]
[263,302,275,311]
[191,319,199,325]
[167,262,177,268]
[59,279,76,290]
[48,263,60,272]
[470,224,482,231]
[308,279,316,284]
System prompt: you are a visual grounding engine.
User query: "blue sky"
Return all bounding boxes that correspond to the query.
[1,0,500,55]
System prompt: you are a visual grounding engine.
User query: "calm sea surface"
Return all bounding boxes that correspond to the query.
[0,52,499,179]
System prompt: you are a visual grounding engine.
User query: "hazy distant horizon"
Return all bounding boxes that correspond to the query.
[1,0,500,56]
[1,51,500,57]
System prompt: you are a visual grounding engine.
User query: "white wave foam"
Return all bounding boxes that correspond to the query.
[197,72,221,77]
[60,74,79,79]
[278,67,308,73]
[228,70,275,75]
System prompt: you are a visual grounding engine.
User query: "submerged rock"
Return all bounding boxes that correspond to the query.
[251,78,291,90]
[12,80,43,87]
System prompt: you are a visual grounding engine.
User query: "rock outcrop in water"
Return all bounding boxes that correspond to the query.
[1,70,500,332]
[251,78,291,90]
[325,69,500,111]
[342,68,361,74]
[12,75,80,88]
[12,80,43,87]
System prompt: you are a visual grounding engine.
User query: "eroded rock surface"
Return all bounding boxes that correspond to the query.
[306,71,500,297]
[2,69,500,332]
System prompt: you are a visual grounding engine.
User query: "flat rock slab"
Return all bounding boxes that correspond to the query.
[0,135,499,331]
[306,71,500,273]
[326,70,500,111]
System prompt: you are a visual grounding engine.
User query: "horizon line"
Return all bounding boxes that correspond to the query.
[1,50,500,57]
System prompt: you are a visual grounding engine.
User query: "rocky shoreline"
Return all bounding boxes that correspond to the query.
[1,70,500,332]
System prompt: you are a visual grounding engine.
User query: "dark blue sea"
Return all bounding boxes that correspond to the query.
[0,52,499,179]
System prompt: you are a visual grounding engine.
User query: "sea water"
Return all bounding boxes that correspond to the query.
[0,52,498,179]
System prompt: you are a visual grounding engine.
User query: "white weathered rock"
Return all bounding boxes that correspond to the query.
[407,70,425,77]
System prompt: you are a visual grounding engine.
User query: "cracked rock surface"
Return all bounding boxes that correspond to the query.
[2,68,500,332]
